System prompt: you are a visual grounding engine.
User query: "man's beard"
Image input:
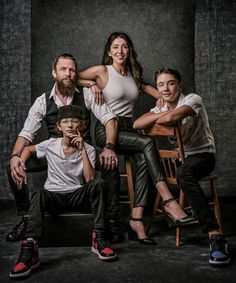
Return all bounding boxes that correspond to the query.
[57,79,76,97]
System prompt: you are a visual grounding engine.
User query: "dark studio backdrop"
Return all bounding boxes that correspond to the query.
[0,0,235,199]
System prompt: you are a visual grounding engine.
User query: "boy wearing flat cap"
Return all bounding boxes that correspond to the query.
[9,105,116,280]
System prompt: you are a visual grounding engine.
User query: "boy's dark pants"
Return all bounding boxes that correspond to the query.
[25,178,107,238]
[7,156,120,222]
[176,152,219,233]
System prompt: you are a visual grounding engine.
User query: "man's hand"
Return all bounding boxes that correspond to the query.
[16,174,27,190]
[91,84,104,105]
[99,149,119,170]
[10,156,27,189]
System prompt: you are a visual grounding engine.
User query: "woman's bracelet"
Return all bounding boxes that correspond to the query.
[9,153,20,161]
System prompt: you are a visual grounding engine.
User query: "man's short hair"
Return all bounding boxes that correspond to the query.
[52,53,78,71]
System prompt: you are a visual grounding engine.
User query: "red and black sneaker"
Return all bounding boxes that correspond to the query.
[9,238,39,279]
[91,231,117,261]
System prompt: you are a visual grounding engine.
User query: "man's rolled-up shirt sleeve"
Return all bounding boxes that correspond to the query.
[83,87,117,125]
[18,94,47,142]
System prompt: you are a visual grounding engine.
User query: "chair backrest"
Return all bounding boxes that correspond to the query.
[144,123,185,185]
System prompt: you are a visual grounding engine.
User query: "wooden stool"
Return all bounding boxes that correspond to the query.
[119,155,134,212]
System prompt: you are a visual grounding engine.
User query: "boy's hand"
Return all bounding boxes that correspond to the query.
[70,130,84,150]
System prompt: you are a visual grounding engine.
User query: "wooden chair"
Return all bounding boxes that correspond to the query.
[144,123,223,246]
[119,155,134,212]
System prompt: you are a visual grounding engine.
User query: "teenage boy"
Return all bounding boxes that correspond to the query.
[133,68,230,266]
[10,105,116,279]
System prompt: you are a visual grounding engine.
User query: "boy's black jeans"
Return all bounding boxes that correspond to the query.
[25,178,107,239]
[176,152,219,233]
[7,154,121,224]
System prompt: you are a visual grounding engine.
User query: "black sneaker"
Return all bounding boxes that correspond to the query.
[91,231,117,261]
[6,216,28,242]
[9,238,39,279]
[209,234,230,265]
[109,220,125,243]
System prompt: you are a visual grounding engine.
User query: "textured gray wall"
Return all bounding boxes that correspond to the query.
[0,0,31,199]
[31,0,195,115]
[195,0,236,195]
[0,0,235,199]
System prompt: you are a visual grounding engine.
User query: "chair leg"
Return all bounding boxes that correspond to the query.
[176,190,185,246]
[211,180,223,234]
[146,192,162,234]
[176,227,181,247]
[125,158,134,213]
[153,192,162,217]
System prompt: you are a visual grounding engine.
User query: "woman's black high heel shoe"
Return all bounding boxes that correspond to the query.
[127,218,156,245]
[162,198,194,228]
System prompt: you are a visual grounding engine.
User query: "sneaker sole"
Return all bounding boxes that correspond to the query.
[9,261,40,278]
[91,247,117,261]
[209,258,230,265]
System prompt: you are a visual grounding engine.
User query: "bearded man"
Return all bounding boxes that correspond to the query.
[6,53,123,243]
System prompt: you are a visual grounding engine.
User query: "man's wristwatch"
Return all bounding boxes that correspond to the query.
[103,143,115,150]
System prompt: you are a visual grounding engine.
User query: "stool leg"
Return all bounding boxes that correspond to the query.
[125,158,134,213]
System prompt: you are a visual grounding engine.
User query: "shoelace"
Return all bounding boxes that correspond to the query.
[18,241,36,262]
[211,237,226,252]
[12,217,28,232]
[12,220,24,231]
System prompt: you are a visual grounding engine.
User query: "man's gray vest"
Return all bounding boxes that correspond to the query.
[44,87,91,143]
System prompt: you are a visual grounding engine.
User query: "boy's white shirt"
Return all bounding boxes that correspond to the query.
[150,93,215,156]
[35,138,96,193]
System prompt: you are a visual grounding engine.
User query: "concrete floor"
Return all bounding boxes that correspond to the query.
[0,198,236,283]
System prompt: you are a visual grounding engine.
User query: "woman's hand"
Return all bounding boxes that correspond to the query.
[156,97,165,108]
[91,84,104,105]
